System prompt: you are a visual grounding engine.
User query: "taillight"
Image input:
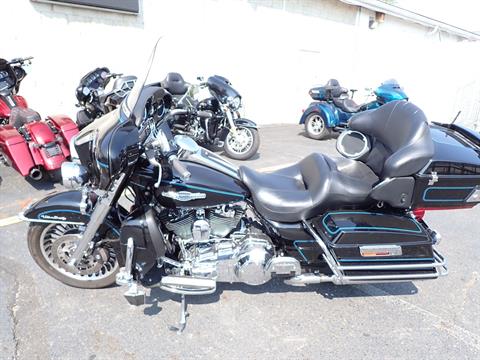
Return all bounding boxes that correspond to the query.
[412,209,425,220]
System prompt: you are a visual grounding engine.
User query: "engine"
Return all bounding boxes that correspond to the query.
[161,204,300,285]
[163,204,244,240]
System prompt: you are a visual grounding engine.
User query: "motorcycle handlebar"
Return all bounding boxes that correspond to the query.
[169,155,191,180]
[8,56,33,65]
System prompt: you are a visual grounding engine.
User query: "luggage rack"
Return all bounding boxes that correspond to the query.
[285,221,448,286]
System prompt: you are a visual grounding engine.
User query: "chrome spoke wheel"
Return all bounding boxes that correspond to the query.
[307,114,325,135]
[225,127,254,155]
[40,223,118,281]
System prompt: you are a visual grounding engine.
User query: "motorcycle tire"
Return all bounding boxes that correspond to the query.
[27,223,119,289]
[304,112,331,140]
[223,127,260,160]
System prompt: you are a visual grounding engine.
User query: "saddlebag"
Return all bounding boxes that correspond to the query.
[0,125,35,176]
[311,211,446,281]
[412,123,480,209]
[47,115,79,144]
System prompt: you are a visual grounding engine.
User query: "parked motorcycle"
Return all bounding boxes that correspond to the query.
[0,57,78,180]
[20,41,480,334]
[75,67,136,129]
[161,72,260,160]
[300,79,408,140]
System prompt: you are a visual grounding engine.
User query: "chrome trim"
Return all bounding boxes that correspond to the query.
[184,147,240,180]
[159,276,216,295]
[17,212,86,225]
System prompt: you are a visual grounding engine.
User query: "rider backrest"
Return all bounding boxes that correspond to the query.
[325,79,348,99]
[161,72,188,96]
[348,101,434,180]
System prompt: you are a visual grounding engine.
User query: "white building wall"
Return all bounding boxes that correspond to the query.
[2,0,480,127]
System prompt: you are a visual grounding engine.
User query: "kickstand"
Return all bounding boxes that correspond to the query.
[169,294,189,334]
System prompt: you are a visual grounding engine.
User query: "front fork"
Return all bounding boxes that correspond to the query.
[223,106,238,136]
[68,173,125,267]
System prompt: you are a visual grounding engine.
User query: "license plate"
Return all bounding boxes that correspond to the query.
[45,144,62,157]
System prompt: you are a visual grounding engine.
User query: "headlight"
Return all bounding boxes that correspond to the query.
[61,162,88,189]
[228,96,241,110]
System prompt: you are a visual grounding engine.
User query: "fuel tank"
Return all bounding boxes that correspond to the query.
[156,160,249,208]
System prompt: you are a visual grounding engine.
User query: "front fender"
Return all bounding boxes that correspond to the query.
[299,103,337,128]
[19,190,89,224]
[234,118,257,129]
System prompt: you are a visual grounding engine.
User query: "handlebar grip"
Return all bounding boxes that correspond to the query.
[170,156,191,180]
[170,109,189,116]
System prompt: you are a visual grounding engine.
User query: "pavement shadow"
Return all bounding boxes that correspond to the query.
[143,278,418,314]
[298,130,339,141]
[25,177,57,191]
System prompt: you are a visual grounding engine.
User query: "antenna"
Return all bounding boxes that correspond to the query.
[451,110,461,124]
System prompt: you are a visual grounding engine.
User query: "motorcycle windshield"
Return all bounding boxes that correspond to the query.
[121,37,163,122]
[207,75,241,103]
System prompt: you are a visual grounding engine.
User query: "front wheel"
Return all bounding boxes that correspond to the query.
[223,127,260,160]
[27,223,119,289]
[304,112,331,140]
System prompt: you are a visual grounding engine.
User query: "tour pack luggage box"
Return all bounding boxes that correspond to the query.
[412,123,480,209]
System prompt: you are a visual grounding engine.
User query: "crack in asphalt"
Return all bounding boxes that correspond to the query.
[357,284,480,353]
[0,265,20,360]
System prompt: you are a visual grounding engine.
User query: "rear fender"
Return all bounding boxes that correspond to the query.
[299,103,337,128]
[20,190,90,225]
[47,115,79,143]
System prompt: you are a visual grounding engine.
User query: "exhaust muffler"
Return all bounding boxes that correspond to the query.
[28,167,43,181]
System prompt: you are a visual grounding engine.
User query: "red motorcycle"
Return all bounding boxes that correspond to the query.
[0,57,78,180]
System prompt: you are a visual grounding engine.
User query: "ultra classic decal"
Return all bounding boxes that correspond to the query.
[162,181,245,199]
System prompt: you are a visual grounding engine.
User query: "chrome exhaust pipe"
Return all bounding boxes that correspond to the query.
[28,167,43,181]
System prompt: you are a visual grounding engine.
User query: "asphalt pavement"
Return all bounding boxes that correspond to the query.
[0,125,479,360]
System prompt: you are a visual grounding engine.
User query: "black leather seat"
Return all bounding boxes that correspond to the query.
[9,107,41,129]
[239,153,378,222]
[349,101,434,179]
[161,72,188,95]
[333,98,362,113]
[239,101,434,223]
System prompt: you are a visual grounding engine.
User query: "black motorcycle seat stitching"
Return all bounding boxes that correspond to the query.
[239,153,378,223]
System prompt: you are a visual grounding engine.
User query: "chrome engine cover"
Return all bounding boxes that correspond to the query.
[184,232,300,286]
[234,235,273,285]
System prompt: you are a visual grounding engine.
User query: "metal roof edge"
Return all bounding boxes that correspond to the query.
[340,0,480,41]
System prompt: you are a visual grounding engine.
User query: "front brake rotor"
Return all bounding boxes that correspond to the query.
[51,234,108,276]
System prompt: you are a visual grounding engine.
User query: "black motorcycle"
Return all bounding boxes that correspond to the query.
[160,72,260,160]
[75,67,136,129]
[20,41,480,333]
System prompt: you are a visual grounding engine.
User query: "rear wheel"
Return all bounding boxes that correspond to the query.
[304,112,331,140]
[27,223,119,289]
[223,126,260,160]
